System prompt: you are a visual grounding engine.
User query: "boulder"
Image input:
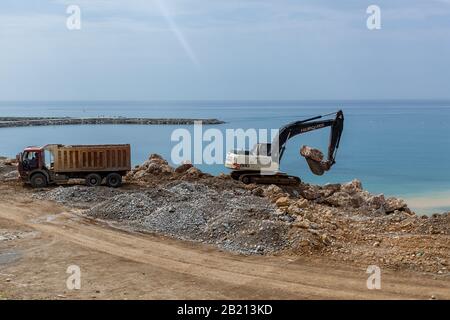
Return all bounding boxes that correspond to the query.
[384,197,408,213]
[295,198,309,208]
[341,179,363,194]
[275,196,290,208]
[300,146,324,162]
[175,163,193,173]
[367,194,386,209]
[251,187,265,197]
[324,191,364,208]
[264,184,286,202]
[185,167,203,177]
[299,186,321,200]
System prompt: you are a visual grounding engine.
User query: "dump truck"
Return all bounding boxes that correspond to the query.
[17,144,131,188]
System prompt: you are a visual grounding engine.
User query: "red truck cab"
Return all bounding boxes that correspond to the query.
[17,147,48,186]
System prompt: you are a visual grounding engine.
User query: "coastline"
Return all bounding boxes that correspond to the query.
[404,191,450,214]
[0,117,225,128]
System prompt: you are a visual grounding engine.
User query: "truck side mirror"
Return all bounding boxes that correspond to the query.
[16,153,21,161]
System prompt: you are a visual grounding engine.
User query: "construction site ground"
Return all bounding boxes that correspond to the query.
[0,182,449,300]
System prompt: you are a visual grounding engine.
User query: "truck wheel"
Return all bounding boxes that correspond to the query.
[106,173,122,188]
[30,173,48,188]
[86,173,102,187]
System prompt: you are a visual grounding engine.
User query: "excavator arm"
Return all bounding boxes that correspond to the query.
[272,110,344,175]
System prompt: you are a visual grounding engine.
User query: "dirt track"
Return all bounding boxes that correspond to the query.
[0,186,449,300]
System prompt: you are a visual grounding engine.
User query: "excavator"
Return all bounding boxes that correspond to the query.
[225,110,344,185]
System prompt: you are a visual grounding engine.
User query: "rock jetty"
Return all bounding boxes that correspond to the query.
[0,117,224,128]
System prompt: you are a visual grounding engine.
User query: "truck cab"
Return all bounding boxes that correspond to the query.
[17,146,54,188]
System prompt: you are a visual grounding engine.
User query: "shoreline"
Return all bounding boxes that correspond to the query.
[404,191,450,214]
[0,117,225,128]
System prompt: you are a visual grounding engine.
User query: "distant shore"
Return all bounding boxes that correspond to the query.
[0,117,225,128]
[404,192,450,214]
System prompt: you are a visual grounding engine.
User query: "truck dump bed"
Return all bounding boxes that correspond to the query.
[46,144,131,173]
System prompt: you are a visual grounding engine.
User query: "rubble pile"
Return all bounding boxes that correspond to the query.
[0,157,18,182]
[254,181,449,272]
[126,154,211,184]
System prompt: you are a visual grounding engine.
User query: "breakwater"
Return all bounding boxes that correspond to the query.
[0,117,225,128]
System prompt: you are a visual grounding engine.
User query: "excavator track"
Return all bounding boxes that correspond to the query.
[231,171,301,186]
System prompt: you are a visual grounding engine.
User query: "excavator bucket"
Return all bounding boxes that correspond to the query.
[300,146,330,176]
[305,157,326,176]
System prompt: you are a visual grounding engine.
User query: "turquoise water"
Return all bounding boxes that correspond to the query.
[1,101,450,211]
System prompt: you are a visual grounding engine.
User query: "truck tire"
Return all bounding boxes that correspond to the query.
[106,173,122,188]
[30,173,48,188]
[86,173,102,187]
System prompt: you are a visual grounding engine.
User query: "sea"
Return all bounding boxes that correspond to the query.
[1,100,449,214]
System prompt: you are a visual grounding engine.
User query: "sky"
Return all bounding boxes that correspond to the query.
[0,0,450,101]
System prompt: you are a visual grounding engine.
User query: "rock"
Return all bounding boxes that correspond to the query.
[299,186,321,200]
[384,197,408,213]
[175,163,193,173]
[295,198,309,208]
[324,191,355,207]
[133,170,147,180]
[287,204,302,215]
[141,160,152,168]
[275,197,290,208]
[2,171,19,181]
[367,194,386,209]
[264,184,287,202]
[321,183,341,197]
[217,173,230,179]
[185,167,203,177]
[146,163,162,174]
[251,187,265,197]
[321,233,331,245]
[341,179,363,194]
[149,153,166,162]
[300,146,324,162]
[293,218,310,229]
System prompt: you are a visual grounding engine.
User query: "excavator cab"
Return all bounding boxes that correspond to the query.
[251,143,271,156]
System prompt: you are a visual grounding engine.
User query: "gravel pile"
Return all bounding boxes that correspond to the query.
[32,185,122,208]
[85,181,289,254]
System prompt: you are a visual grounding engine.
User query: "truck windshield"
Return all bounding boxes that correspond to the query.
[22,151,40,170]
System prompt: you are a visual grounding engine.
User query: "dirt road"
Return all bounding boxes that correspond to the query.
[0,188,449,299]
